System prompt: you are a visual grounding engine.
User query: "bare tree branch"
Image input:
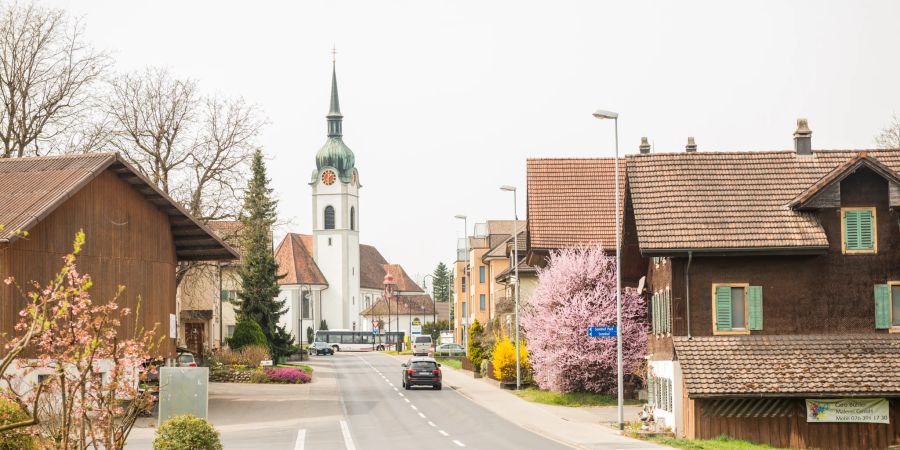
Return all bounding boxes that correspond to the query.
[876,114,900,149]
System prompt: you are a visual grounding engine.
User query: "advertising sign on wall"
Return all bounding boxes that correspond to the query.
[806,398,889,424]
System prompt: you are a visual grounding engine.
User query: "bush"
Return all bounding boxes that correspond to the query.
[493,336,530,383]
[264,367,311,384]
[227,320,267,350]
[0,397,39,450]
[248,370,269,384]
[240,344,271,368]
[211,347,247,366]
[467,319,486,369]
[153,415,222,450]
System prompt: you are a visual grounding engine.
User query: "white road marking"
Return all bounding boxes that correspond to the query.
[404,398,410,403]
[294,429,306,450]
[410,405,418,410]
[418,412,426,419]
[439,430,449,436]
[339,420,357,450]
[393,387,398,391]
[452,440,465,447]
[398,393,404,397]
[428,421,436,427]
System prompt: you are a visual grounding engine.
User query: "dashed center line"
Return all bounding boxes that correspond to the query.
[404,398,410,403]
[452,440,465,447]
[427,421,436,427]
[410,405,418,410]
[418,412,426,419]
[438,430,449,436]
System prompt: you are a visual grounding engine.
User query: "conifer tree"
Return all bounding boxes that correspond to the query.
[432,262,452,302]
[235,149,293,359]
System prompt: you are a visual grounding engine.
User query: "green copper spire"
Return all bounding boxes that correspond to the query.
[315,58,355,183]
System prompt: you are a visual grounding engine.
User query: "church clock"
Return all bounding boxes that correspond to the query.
[322,170,336,185]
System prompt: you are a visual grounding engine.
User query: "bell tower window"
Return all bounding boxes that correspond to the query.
[350,207,356,231]
[324,206,335,230]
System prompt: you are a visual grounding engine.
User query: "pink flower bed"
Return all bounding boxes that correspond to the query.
[264,367,311,384]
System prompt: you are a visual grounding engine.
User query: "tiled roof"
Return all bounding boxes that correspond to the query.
[674,335,900,397]
[484,229,528,261]
[526,158,624,250]
[0,153,236,260]
[275,233,328,286]
[627,149,900,252]
[384,264,424,293]
[360,294,435,316]
[360,244,389,290]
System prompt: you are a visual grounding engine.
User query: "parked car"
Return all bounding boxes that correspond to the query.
[401,357,442,390]
[434,343,465,357]
[412,335,433,356]
[176,352,197,367]
[309,341,335,356]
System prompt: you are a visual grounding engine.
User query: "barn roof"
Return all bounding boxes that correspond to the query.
[0,153,237,261]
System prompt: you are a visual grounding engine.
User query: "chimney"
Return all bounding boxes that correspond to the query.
[685,136,697,152]
[639,137,651,154]
[794,118,812,155]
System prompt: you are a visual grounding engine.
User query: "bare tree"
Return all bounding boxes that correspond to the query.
[0,3,110,157]
[106,68,263,284]
[876,114,900,149]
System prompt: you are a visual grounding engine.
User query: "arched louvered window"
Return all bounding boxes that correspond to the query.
[350,207,356,231]
[324,206,335,230]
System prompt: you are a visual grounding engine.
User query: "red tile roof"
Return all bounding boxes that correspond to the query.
[360,244,389,290]
[627,150,900,252]
[675,335,900,397]
[275,233,328,286]
[526,158,625,251]
[360,294,435,316]
[0,153,236,260]
[384,264,424,293]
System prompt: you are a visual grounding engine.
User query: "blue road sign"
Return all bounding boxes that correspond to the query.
[372,328,378,336]
[588,326,617,337]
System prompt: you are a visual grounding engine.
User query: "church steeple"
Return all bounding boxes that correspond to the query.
[327,61,342,138]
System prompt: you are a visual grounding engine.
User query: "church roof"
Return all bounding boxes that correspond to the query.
[384,264,425,293]
[275,233,328,286]
[360,244,389,289]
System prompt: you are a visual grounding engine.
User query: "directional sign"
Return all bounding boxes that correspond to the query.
[588,326,617,337]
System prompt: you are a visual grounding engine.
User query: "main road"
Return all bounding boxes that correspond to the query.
[126,352,573,449]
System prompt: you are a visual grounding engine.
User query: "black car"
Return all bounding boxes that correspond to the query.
[401,357,442,390]
[309,341,334,356]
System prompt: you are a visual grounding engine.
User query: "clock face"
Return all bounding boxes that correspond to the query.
[322,170,336,185]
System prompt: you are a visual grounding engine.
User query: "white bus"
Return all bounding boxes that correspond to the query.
[314,330,406,352]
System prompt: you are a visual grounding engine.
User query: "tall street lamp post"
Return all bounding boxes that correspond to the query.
[454,214,469,355]
[593,109,623,432]
[499,185,521,390]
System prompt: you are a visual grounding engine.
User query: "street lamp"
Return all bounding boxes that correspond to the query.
[593,108,623,433]
[454,214,470,354]
[383,274,397,349]
[499,185,521,390]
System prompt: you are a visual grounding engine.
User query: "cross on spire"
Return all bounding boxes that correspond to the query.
[331,45,337,64]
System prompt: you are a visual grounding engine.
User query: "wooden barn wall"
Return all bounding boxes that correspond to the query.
[0,170,177,356]
[692,398,900,450]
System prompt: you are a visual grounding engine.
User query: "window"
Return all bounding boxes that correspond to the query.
[842,207,876,254]
[479,266,486,283]
[324,205,335,230]
[875,283,900,330]
[350,207,356,231]
[220,290,238,302]
[712,284,763,334]
[461,276,467,292]
[462,302,467,318]
[227,325,235,338]
[479,294,486,310]
[301,292,311,319]
[648,374,673,413]
[328,237,332,246]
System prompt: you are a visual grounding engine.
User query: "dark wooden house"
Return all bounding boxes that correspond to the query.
[625,121,900,449]
[0,153,237,356]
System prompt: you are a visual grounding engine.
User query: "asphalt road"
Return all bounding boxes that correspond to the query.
[126,352,573,450]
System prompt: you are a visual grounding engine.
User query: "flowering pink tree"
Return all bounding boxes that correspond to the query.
[521,246,647,393]
[0,231,161,449]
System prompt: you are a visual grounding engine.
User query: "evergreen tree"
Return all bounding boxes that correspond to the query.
[432,262,452,302]
[235,149,294,360]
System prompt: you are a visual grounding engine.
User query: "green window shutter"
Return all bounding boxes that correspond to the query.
[666,290,672,334]
[858,210,874,250]
[875,284,891,329]
[660,292,666,335]
[652,293,659,334]
[748,286,763,330]
[715,286,732,331]
[845,210,860,250]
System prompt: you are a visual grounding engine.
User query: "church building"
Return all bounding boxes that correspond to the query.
[275,62,433,344]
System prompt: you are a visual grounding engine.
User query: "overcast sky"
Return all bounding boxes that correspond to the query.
[46,0,900,282]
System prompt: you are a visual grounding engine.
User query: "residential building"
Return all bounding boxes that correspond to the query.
[0,153,236,361]
[453,224,491,345]
[176,220,244,355]
[275,61,427,342]
[628,120,900,449]
[482,220,527,315]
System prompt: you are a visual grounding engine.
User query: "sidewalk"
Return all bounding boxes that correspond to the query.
[392,354,668,450]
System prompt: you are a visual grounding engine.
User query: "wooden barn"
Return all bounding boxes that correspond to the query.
[625,120,900,449]
[0,153,237,356]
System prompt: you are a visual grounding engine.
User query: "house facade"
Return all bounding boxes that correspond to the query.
[0,154,235,358]
[628,120,900,449]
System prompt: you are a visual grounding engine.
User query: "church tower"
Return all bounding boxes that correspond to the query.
[310,60,361,330]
